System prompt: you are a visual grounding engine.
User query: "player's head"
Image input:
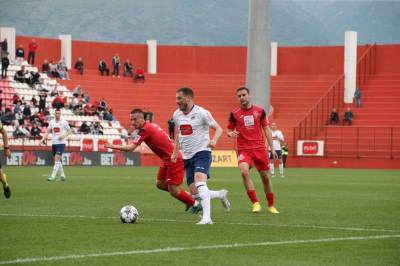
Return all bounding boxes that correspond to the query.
[271,122,277,131]
[176,87,194,112]
[130,108,146,129]
[236,86,251,108]
[55,109,61,120]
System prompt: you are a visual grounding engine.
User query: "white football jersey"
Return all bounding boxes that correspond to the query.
[173,105,217,159]
[271,130,284,151]
[48,118,70,145]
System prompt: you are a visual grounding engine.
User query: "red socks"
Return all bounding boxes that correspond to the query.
[175,189,195,206]
[266,192,274,207]
[246,190,259,203]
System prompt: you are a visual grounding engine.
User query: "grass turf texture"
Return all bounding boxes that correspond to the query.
[0,167,399,266]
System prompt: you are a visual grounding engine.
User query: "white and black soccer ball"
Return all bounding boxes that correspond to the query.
[119,205,139,223]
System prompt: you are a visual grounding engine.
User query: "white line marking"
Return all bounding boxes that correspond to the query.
[0,234,399,265]
[0,213,397,233]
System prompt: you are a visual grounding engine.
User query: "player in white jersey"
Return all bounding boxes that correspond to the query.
[171,87,230,225]
[41,109,72,181]
[269,122,285,178]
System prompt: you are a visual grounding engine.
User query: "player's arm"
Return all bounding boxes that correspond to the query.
[227,113,239,138]
[209,120,223,148]
[263,126,277,159]
[0,126,11,158]
[105,142,138,152]
[171,127,180,162]
[41,127,51,144]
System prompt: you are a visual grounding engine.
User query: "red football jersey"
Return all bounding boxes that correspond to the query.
[227,105,269,150]
[132,122,173,161]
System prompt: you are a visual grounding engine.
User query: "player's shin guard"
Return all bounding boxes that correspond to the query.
[269,163,275,175]
[279,163,284,175]
[59,163,65,178]
[247,190,259,203]
[175,189,195,206]
[266,192,274,207]
[209,190,223,199]
[196,181,211,221]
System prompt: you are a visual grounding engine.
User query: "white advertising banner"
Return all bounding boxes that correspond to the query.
[297,140,324,156]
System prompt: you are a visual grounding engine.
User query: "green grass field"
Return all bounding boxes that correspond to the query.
[0,166,399,266]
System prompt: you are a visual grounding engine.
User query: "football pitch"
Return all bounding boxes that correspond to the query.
[0,166,399,266]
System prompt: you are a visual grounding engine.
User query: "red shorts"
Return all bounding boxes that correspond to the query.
[157,155,184,186]
[237,148,270,171]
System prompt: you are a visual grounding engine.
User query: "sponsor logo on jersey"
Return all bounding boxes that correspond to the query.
[180,124,193,136]
[244,115,255,126]
[53,127,60,133]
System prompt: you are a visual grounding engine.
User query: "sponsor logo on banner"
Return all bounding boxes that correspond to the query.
[297,140,324,156]
[82,139,94,152]
[211,150,238,167]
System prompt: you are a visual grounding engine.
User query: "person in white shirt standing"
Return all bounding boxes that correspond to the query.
[171,87,230,225]
[41,109,72,181]
[269,122,285,178]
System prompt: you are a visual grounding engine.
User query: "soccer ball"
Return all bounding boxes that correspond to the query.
[119,205,139,223]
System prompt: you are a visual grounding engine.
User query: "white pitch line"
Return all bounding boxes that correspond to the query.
[0,213,398,233]
[0,234,399,265]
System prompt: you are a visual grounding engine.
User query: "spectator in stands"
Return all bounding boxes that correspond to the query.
[13,125,30,138]
[42,59,50,74]
[1,52,9,79]
[28,70,41,87]
[70,96,80,110]
[0,38,7,57]
[329,108,339,125]
[168,117,175,140]
[31,96,38,108]
[13,102,22,115]
[15,44,25,65]
[73,85,82,97]
[30,123,42,139]
[50,85,59,97]
[92,121,103,135]
[57,58,69,80]
[74,57,84,75]
[49,60,60,78]
[13,93,21,105]
[98,98,107,112]
[83,92,90,104]
[134,66,145,83]
[103,109,114,121]
[343,107,353,126]
[27,39,38,65]
[112,54,121,77]
[73,105,84,116]
[79,121,91,134]
[52,94,65,109]
[84,103,95,116]
[0,90,2,109]
[22,103,32,120]
[123,59,133,77]
[354,87,361,108]
[38,91,47,113]
[1,109,13,126]
[98,59,110,76]
[14,66,28,83]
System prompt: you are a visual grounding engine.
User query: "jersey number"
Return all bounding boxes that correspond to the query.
[180,124,193,136]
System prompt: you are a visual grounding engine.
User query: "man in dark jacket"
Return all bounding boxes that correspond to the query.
[1,53,9,79]
[74,57,84,75]
[343,107,353,126]
[98,59,110,76]
[329,108,339,125]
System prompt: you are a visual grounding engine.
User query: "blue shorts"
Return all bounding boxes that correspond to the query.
[52,144,65,156]
[269,150,282,160]
[184,150,212,186]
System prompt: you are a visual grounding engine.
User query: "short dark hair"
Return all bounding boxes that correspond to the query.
[176,87,194,98]
[236,86,250,94]
[55,108,61,112]
[130,108,144,116]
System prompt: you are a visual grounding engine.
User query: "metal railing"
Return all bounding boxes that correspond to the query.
[293,44,377,155]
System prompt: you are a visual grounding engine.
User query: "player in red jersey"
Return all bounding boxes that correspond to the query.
[105,108,201,210]
[227,87,279,214]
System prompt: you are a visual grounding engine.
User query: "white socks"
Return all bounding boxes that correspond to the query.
[209,190,223,199]
[196,181,211,222]
[51,161,65,178]
[279,163,284,176]
[270,163,275,175]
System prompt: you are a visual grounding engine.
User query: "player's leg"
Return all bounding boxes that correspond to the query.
[269,151,275,177]
[165,158,198,207]
[238,151,261,213]
[193,151,213,224]
[184,158,202,213]
[48,145,60,181]
[276,150,284,177]
[57,144,66,181]
[0,167,11,199]
[252,149,279,214]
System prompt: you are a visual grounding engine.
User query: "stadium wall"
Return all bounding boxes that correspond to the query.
[15,35,400,74]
